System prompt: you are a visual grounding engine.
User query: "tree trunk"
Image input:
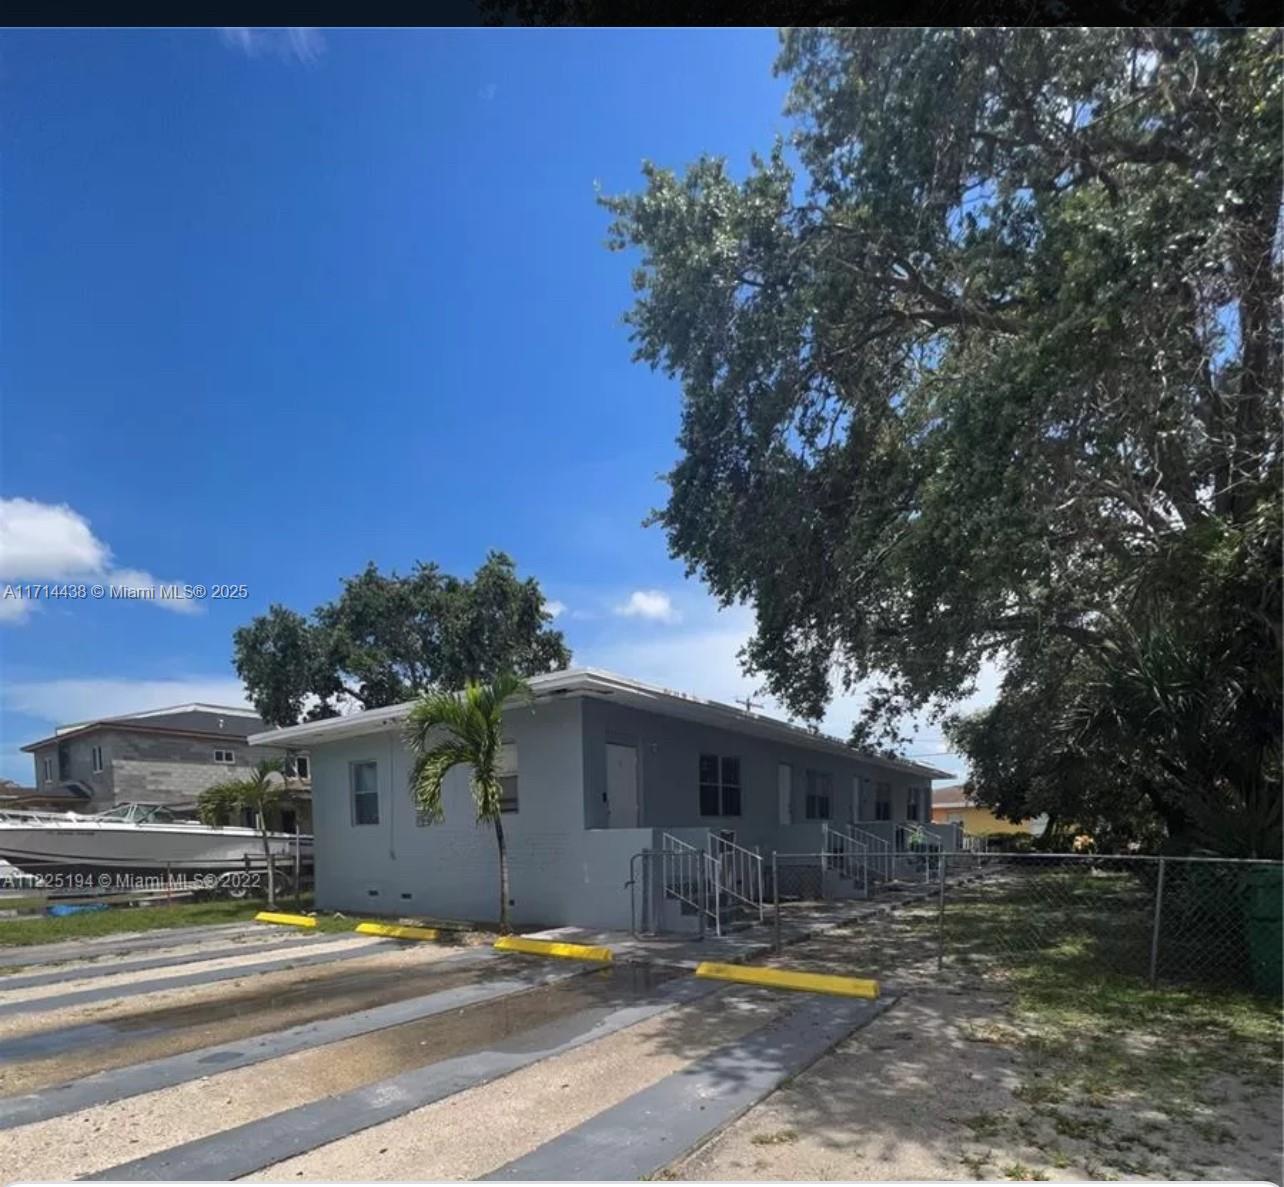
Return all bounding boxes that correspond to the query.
[260,813,276,910]
[493,815,511,934]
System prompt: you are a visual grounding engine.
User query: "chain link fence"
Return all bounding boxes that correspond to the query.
[769,851,827,903]
[937,852,1283,996]
[759,849,1282,998]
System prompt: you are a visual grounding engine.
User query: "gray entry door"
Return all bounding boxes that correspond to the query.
[605,743,639,828]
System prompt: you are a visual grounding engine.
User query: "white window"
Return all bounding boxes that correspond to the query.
[293,755,310,781]
[351,761,379,826]
[91,745,104,774]
[499,742,518,814]
[42,757,53,784]
[213,749,235,764]
[804,769,832,819]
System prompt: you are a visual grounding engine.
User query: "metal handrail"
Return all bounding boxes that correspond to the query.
[707,832,765,922]
[844,823,893,882]
[822,823,870,897]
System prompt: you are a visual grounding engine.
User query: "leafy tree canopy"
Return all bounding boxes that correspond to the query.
[603,29,1281,853]
[234,552,570,727]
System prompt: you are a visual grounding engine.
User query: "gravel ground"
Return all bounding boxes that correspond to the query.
[0,937,461,1042]
[0,945,487,1098]
[2,898,1278,1185]
[0,933,366,1008]
[250,985,786,1182]
[0,966,642,1180]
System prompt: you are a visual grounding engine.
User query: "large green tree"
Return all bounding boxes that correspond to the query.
[234,552,570,726]
[603,29,1281,854]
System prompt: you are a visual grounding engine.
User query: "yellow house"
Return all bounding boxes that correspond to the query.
[931,785,1046,837]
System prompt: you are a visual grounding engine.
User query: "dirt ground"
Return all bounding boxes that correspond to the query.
[672,904,1284,1183]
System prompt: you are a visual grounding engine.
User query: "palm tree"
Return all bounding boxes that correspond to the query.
[404,674,532,932]
[198,758,296,908]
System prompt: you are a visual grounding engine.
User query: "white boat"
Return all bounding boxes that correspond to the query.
[0,802,313,880]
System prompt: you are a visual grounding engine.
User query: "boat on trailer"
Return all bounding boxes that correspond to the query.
[0,801,312,882]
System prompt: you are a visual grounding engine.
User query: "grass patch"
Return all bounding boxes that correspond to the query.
[935,867,1282,1179]
[1001,1161,1049,1180]
[0,897,265,946]
[749,1129,798,1146]
[959,1149,992,1176]
[0,895,368,946]
[961,1111,1007,1139]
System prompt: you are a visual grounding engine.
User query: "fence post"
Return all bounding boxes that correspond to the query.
[1148,856,1166,987]
[936,849,948,972]
[773,852,781,953]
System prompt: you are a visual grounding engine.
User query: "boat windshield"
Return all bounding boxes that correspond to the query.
[93,803,179,824]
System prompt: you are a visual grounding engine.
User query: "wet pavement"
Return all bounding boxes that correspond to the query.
[0,919,883,1183]
[0,947,502,1093]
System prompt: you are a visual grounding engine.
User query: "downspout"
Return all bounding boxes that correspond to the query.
[388,730,397,863]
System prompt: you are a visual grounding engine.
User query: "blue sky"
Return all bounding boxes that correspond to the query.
[0,28,983,784]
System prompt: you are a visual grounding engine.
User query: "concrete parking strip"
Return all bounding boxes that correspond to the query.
[0,951,577,1130]
[0,923,262,969]
[89,975,720,1181]
[0,932,334,992]
[0,936,396,1020]
[484,993,897,1181]
[247,986,787,1182]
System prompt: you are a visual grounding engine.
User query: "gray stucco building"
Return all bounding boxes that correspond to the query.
[22,704,311,826]
[250,669,951,932]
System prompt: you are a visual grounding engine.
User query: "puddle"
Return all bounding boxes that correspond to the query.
[0,959,675,1102]
[284,964,679,1092]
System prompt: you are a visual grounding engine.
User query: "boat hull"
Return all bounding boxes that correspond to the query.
[0,820,313,882]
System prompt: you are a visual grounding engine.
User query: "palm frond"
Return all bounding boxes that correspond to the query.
[403,673,534,826]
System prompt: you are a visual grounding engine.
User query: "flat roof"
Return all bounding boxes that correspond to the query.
[248,667,951,781]
[22,704,268,753]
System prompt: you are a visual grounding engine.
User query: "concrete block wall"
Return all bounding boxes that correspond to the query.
[30,728,299,811]
[308,698,640,927]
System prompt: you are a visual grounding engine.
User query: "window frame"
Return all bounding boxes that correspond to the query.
[91,745,104,774]
[803,769,833,820]
[213,749,236,765]
[350,760,380,826]
[874,781,892,821]
[499,740,518,814]
[42,756,53,784]
[697,752,742,818]
[293,755,310,781]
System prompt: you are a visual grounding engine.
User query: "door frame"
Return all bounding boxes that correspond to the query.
[604,740,640,828]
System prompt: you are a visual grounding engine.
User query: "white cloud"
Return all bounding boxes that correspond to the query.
[4,676,251,728]
[544,599,567,620]
[104,569,201,616]
[614,589,680,624]
[219,27,325,63]
[0,497,201,625]
[0,499,109,579]
[0,595,32,625]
